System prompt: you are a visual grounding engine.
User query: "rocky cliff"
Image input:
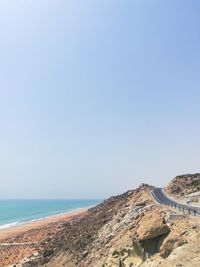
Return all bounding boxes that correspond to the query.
[22,178,200,267]
[165,173,200,205]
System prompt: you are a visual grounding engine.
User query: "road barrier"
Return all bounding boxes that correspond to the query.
[169,203,197,216]
[151,189,199,217]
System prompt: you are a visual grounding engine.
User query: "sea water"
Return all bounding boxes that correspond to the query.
[0,199,100,229]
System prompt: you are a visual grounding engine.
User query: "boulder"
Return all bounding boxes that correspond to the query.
[103,242,145,267]
[135,200,147,207]
[136,211,170,241]
[160,236,187,258]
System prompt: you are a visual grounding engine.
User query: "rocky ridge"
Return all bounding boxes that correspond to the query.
[14,175,200,267]
[19,177,200,267]
[165,173,200,205]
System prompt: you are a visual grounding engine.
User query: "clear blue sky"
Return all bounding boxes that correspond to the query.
[0,0,199,199]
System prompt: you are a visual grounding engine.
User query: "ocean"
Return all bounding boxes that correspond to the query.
[0,199,100,229]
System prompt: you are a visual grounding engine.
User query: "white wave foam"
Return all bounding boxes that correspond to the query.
[0,222,20,230]
[0,204,98,231]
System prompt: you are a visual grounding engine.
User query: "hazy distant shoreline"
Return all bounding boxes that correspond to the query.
[0,199,100,231]
[0,206,92,231]
[0,207,88,236]
[0,208,89,266]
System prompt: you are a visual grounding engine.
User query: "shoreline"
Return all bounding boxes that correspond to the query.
[0,207,89,267]
[0,205,92,232]
[0,207,88,240]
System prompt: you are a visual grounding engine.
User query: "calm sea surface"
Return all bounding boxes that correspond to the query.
[0,199,100,229]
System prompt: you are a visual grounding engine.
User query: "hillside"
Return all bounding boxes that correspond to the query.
[165,173,200,205]
[19,177,200,267]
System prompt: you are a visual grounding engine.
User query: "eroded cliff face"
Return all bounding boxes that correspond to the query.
[22,182,200,267]
[165,173,200,207]
[165,174,200,198]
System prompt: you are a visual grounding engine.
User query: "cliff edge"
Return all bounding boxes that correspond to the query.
[21,176,200,267]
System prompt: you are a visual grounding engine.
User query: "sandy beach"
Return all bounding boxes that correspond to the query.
[0,208,88,267]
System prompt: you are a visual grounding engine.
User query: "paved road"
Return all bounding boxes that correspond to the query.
[152,188,200,216]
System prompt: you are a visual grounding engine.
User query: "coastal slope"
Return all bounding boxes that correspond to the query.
[21,176,200,267]
[1,174,200,267]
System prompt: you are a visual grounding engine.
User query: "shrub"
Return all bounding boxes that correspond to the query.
[191,179,200,187]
